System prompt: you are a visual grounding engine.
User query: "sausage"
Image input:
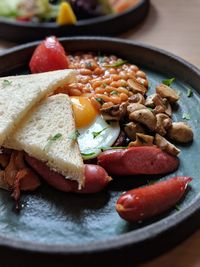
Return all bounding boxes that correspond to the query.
[116,176,192,222]
[25,155,111,194]
[97,146,179,175]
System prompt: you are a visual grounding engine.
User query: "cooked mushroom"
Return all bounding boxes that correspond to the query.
[156,84,180,103]
[154,134,180,156]
[129,133,154,147]
[100,104,121,121]
[128,93,145,104]
[127,103,147,114]
[129,108,157,131]
[127,78,147,95]
[0,171,9,190]
[155,113,172,136]
[124,122,145,140]
[167,122,193,143]
[145,94,156,107]
[152,94,172,117]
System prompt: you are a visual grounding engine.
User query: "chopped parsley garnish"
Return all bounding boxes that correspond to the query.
[92,127,107,138]
[175,205,180,211]
[110,90,119,95]
[187,88,193,97]
[81,152,96,157]
[85,62,93,69]
[162,77,175,87]
[2,79,12,87]
[105,59,127,68]
[45,133,62,149]
[95,97,105,105]
[98,52,105,65]
[102,83,108,88]
[182,113,190,120]
[68,130,80,141]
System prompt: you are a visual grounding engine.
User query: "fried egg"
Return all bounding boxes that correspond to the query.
[71,96,120,159]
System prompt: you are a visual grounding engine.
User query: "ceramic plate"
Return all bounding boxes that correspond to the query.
[0,0,149,43]
[0,37,200,267]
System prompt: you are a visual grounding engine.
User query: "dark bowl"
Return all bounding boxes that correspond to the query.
[0,37,200,267]
[0,0,149,43]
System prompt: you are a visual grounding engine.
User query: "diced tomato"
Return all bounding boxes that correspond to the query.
[29,36,69,73]
[16,16,32,22]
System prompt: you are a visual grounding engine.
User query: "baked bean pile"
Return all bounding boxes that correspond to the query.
[66,52,148,109]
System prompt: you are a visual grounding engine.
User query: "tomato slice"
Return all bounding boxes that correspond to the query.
[29,36,69,73]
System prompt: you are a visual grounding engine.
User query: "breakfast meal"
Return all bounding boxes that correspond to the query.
[0,36,194,223]
[0,0,141,25]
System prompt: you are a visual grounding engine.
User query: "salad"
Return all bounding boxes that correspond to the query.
[0,0,141,25]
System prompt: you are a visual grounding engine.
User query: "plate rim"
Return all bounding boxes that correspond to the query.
[0,36,200,255]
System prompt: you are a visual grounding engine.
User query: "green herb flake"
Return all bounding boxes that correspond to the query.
[85,62,93,69]
[45,133,62,150]
[2,79,12,87]
[95,97,105,105]
[187,88,193,97]
[102,83,108,88]
[162,77,175,87]
[175,205,180,211]
[81,152,96,157]
[92,127,108,139]
[110,90,119,95]
[147,107,154,112]
[100,146,127,152]
[68,130,80,141]
[98,52,105,65]
[182,113,190,120]
[105,59,127,68]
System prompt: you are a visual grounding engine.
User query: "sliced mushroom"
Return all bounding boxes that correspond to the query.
[168,122,193,143]
[145,94,156,107]
[124,122,145,140]
[154,134,180,156]
[100,104,121,121]
[129,133,154,147]
[155,114,172,136]
[127,103,147,114]
[152,94,172,117]
[127,78,147,95]
[128,93,145,105]
[156,84,180,103]
[129,109,157,131]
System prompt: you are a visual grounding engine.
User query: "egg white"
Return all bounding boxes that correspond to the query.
[77,115,120,160]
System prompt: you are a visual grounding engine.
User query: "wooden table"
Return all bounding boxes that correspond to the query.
[0,0,200,266]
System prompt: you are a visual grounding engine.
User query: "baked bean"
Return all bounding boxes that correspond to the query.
[136,77,148,87]
[95,87,105,94]
[110,95,121,104]
[130,65,139,72]
[120,93,129,102]
[111,74,120,81]
[96,94,112,102]
[101,102,114,109]
[80,69,92,75]
[110,81,119,87]
[136,70,146,79]
[105,86,116,93]
[93,68,104,75]
[91,97,102,110]
[69,88,82,96]
[116,79,127,87]
[109,68,118,74]
[117,87,129,94]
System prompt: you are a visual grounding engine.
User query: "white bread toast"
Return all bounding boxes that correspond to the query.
[4,94,84,187]
[0,69,76,145]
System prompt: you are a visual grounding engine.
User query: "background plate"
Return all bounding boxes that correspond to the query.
[0,37,200,267]
[0,0,149,43]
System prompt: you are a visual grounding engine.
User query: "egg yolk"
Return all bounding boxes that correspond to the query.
[70,97,98,128]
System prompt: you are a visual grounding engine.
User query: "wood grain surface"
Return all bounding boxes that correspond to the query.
[0,0,200,266]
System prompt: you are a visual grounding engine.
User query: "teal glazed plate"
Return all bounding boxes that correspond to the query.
[0,37,200,267]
